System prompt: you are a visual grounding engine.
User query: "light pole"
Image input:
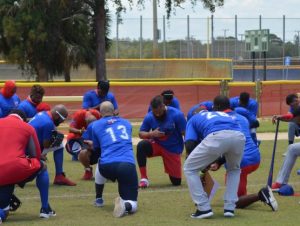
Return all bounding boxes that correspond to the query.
[295,30,300,57]
[238,34,245,58]
[153,0,159,58]
[223,29,229,58]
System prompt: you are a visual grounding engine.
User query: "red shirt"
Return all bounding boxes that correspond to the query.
[0,114,41,185]
[67,109,88,140]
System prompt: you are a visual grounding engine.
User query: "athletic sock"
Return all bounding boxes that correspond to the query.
[95,183,104,199]
[53,148,64,175]
[36,169,49,209]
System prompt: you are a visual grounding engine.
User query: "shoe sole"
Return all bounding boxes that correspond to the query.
[94,200,104,207]
[224,212,234,217]
[39,213,50,219]
[191,212,213,219]
[113,197,125,218]
[39,212,56,218]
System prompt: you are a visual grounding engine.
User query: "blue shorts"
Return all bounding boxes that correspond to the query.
[99,162,138,201]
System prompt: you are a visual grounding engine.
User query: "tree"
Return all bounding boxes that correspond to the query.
[88,0,224,81]
[0,0,96,81]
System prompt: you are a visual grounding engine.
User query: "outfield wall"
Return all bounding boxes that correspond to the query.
[2,81,299,118]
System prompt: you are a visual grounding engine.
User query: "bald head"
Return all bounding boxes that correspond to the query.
[100,101,114,117]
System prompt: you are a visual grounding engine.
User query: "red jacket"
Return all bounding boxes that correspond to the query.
[0,114,41,186]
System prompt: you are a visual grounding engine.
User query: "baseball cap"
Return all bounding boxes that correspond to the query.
[278,184,294,196]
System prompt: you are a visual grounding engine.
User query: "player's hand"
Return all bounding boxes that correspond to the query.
[84,140,93,149]
[41,154,47,161]
[209,163,221,171]
[272,115,280,124]
[151,128,165,138]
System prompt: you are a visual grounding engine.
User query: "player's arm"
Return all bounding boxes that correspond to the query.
[82,92,92,109]
[26,128,42,159]
[272,113,293,124]
[138,116,165,139]
[111,95,119,116]
[139,128,165,139]
[184,140,198,156]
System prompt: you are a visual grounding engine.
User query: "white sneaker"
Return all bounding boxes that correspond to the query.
[224,210,235,217]
[113,197,126,218]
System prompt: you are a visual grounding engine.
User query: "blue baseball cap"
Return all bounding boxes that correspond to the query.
[278,184,294,196]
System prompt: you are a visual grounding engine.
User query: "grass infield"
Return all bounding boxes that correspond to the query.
[6,139,300,226]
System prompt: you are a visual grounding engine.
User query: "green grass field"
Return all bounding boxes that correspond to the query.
[5,139,300,226]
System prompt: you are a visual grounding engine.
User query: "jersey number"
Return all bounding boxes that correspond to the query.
[106,125,129,142]
[202,111,230,119]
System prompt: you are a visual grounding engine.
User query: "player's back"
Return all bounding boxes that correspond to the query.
[29,111,54,149]
[93,116,134,165]
[0,115,34,157]
[17,99,37,118]
[187,110,241,140]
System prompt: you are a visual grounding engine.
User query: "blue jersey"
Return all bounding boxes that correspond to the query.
[234,107,257,128]
[230,96,258,116]
[82,90,118,110]
[185,110,242,142]
[140,106,186,154]
[187,101,213,121]
[17,99,37,118]
[227,111,260,167]
[0,93,20,118]
[92,116,135,165]
[29,111,55,150]
[82,121,95,140]
[147,97,181,112]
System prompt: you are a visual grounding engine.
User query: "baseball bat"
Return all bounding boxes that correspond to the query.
[267,119,280,187]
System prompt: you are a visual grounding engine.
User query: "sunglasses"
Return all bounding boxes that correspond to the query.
[56,110,66,121]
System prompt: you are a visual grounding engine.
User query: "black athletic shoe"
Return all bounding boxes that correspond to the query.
[224,209,235,217]
[190,209,213,219]
[258,186,278,211]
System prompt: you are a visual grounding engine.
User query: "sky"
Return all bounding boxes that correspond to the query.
[108,0,300,41]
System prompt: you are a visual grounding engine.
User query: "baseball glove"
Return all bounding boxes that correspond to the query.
[50,130,64,147]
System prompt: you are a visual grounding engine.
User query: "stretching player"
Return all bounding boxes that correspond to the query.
[271,107,300,190]
[17,85,45,118]
[186,101,213,121]
[137,95,186,188]
[230,92,260,145]
[91,101,138,217]
[147,90,181,112]
[66,109,100,162]
[184,99,245,219]
[0,110,55,222]
[0,80,20,118]
[230,92,258,116]
[29,104,76,186]
[285,94,300,145]
[82,80,119,115]
[210,95,277,211]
